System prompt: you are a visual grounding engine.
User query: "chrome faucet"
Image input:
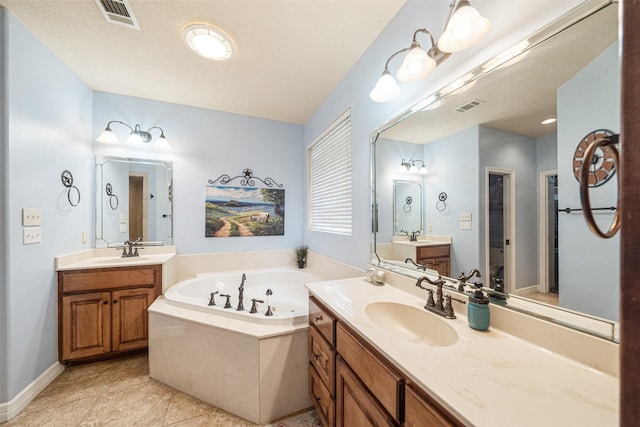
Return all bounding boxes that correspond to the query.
[457,268,481,292]
[415,275,465,319]
[405,258,426,271]
[236,273,247,311]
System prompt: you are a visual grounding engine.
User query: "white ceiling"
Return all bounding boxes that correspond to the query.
[0,0,406,124]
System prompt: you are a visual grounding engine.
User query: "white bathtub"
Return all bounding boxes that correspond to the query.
[163,267,320,325]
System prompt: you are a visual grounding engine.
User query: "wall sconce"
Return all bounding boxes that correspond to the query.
[96,121,171,150]
[399,159,429,175]
[370,0,490,103]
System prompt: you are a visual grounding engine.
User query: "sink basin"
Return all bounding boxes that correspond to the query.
[365,302,458,347]
[92,256,150,264]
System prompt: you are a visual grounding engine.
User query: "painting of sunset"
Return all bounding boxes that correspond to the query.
[205,186,285,237]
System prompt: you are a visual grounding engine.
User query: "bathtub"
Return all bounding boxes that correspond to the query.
[149,266,325,424]
[163,267,319,325]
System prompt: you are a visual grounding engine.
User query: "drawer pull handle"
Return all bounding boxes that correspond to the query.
[315,315,323,322]
[312,352,320,361]
[103,301,108,305]
[113,300,118,304]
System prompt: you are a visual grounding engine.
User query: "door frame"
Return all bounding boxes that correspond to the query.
[484,167,516,293]
[538,169,557,294]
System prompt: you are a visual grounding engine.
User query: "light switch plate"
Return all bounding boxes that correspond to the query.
[120,214,127,224]
[460,221,472,230]
[23,227,41,244]
[460,211,472,222]
[120,223,127,233]
[22,208,42,226]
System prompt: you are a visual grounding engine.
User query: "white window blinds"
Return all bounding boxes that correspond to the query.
[308,110,352,235]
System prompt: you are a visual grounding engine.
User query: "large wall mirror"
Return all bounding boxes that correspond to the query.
[371,0,619,341]
[96,155,173,247]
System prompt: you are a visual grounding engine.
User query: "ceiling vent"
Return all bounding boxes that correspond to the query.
[94,0,140,30]
[455,99,485,113]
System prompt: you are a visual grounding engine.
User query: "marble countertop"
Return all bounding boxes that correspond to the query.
[306,278,618,427]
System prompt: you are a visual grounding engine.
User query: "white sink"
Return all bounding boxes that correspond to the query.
[365,302,458,347]
[92,256,150,264]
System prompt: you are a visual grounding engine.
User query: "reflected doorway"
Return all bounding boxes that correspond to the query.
[538,170,559,298]
[128,173,148,241]
[486,170,513,292]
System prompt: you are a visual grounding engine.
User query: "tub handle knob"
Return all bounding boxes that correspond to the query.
[250,299,264,314]
[220,294,232,309]
[208,291,219,307]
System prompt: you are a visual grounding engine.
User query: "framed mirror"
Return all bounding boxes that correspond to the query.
[371,0,619,341]
[393,180,423,236]
[96,155,173,247]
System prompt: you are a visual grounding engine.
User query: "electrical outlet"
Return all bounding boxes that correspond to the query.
[22,208,42,226]
[460,222,472,230]
[120,223,127,233]
[460,211,472,222]
[82,231,87,244]
[23,227,42,244]
[427,224,433,232]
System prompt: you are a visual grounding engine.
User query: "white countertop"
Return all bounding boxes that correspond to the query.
[55,251,176,271]
[392,234,452,247]
[306,278,618,427]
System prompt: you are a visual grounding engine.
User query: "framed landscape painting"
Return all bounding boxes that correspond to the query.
[205,186,285,237]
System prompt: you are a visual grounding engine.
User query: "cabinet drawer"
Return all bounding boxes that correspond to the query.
[310,364,335,427]
[309,296,336,346]
[417,245,450,259]
[60,265,160,294]
[309,324,335,395]
[405,383,462,427]
[336,322,403,422]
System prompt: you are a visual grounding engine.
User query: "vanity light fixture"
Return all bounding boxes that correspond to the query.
[183,23,233,60]
[370,0,490,103]
[399,159,429,175]
[97,121,171,150]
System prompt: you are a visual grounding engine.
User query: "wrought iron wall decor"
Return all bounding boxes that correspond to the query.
[61,170,80,207]
[105,183,119,210]
[436,192,448,212]
[208,168,283,188]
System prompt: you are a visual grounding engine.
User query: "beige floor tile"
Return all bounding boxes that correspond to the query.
[163,390,217,425]
[4,396,97,427]
[165,409,255,427]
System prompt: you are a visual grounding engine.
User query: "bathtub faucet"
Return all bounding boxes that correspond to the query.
[237,273,247,311]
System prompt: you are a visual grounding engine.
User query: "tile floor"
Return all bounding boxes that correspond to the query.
[4,353,320,427]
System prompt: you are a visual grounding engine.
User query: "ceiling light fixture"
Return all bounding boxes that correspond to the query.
[97,121,171,150]
[370,0,490,103]
[183,23,233,60]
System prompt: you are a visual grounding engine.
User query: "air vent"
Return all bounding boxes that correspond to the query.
[94,0,140,30]
[455,99,485,113]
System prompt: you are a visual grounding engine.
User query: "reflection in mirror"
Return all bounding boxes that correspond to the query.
[394,180,423,237]
[371,1,619,341]
[96,156,173,247]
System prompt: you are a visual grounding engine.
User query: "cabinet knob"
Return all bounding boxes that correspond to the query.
[103,301,108,305]
[113,300,118,304]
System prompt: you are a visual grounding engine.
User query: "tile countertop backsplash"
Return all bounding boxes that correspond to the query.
[306,278,618,427]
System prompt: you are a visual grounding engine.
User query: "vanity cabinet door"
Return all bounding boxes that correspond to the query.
[112,287,155,352]
[61,291,112,361]
[335,357,396,427]
[405,383,462,427]
[309,324,335,395]
[310,363,335,427]
[417,245,450,277]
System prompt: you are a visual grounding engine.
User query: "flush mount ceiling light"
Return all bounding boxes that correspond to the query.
[370,0,490,103]
[183,23,233,60]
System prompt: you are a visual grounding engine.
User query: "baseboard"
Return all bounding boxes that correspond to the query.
[0,361,64,422]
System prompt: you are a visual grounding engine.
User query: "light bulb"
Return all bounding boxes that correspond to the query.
[154,135,172,150]
[369,70,401,103]
[126,132,144,145]
[96,129,120,144]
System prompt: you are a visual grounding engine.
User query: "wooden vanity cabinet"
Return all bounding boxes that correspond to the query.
[309,295,462,427]
[58,265,162,363]
[417,245,450,277]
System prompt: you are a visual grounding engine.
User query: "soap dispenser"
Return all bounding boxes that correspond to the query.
[468,283,490,331]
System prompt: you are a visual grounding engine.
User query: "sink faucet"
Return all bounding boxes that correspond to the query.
[405,258,426,271]
[410,230,420,242]
[237,273,247,311]
[415,275,465,319]
[457,268,481,292]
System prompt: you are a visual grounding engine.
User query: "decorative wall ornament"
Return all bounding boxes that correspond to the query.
[208,168,283,188]
[105,183,119,210]
[61,170,80,207]
[436,192,448,212]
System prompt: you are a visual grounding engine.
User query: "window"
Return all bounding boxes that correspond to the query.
[308,109,352,235]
